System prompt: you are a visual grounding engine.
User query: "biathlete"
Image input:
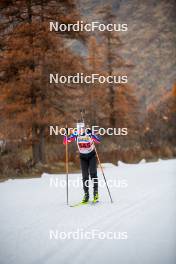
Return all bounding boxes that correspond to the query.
[63,122,101,204]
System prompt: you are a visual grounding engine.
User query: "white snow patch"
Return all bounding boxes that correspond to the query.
[139,159,146,163]
[98,163,117,168]
[42,172,51,178]
[117,160,132,166]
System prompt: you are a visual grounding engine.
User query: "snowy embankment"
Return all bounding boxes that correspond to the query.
[0,159,176,264]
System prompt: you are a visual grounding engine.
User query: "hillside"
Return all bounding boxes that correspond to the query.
[79,0,176,107]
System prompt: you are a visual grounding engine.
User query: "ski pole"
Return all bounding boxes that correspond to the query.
[94,146,113,203]
[65,125,69,205]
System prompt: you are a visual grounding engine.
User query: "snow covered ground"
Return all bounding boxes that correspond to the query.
[0,159,176,264]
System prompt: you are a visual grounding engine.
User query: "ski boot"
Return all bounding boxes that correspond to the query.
[81,193,89,204]
[93,193,99,203]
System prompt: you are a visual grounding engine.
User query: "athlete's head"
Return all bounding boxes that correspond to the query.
[76,122,85,135]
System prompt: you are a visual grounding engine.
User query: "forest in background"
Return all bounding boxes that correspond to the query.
[0,0,175,178]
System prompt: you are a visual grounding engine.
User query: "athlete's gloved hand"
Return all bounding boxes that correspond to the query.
[65,127,68,135]
[86,128,92,135]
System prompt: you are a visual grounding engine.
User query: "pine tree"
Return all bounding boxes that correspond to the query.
[96,4,135,128]
[87,36,108,125]
[0,0,86,164]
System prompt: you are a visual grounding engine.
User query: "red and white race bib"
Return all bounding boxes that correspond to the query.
[77,135,95,154]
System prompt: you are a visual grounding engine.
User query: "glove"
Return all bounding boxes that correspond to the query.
[86,128,92,135]
[65,127,68,135]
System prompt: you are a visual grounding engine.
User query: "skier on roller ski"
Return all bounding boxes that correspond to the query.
[63,122,101,205]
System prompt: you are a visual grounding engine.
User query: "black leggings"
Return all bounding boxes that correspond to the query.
[80,150,98,195]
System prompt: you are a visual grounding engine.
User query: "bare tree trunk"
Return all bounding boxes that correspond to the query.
[38,0,46,164]
[39,126,46,163]
[27,0,38,164]
[107,32,116,127]
[32,125,40,164]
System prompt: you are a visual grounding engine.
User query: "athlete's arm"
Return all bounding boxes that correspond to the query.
[63,129,77,145]
[86,129,101,144]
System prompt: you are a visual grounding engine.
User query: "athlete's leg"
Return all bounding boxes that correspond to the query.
[89,153,98,196]
[80,157,90,199]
